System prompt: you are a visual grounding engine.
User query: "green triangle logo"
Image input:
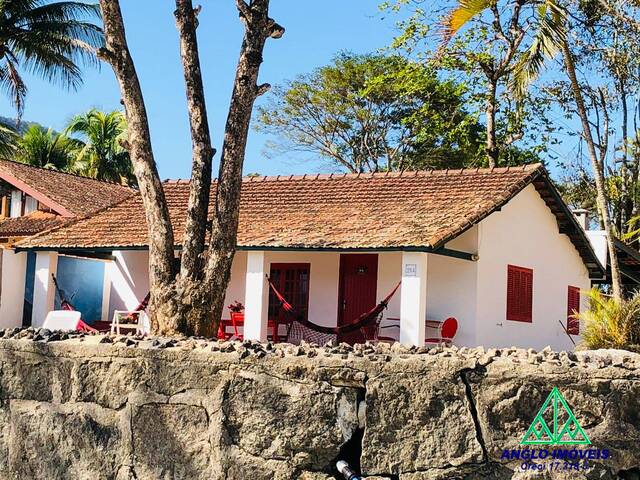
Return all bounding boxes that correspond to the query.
[520,387,591,446]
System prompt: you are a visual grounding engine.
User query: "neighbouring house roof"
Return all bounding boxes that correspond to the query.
[0,160,134,240]
[16,163,604,278]
[588,235,640,287]
[0,211,65,237]
[0,159,133,217]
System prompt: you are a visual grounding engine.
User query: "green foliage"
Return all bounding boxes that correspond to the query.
[15,125,78,170]
[65,109,134,184]
[579,288,640,352]
[0,119,17,158]
[256,53,485,172]
[10,109,134,185]
[381,0,559,166]
[0,0,103,116]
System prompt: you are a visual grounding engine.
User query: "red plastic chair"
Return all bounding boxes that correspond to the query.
[218,313,279,341]
[230,312,244,339]
[425,317,458,345]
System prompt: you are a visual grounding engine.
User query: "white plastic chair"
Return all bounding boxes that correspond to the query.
[111,310,149,335]
[42,310,82,331]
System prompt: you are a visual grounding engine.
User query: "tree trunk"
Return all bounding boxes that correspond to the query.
[98,0,179,334]
[99,0,283,338]
[485,78,499,168]
[174,0,215,282]
[173,0,217,337]
[203,0,285,336]
[620,82,634,235]
[561,40,623,300]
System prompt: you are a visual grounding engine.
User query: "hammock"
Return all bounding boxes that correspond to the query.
[52,274,149,332]
[268,277,401,345]
[51,274,97,333]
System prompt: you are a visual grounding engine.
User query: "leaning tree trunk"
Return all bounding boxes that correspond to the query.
[561,40,623,300]
[203,0,285,336]
[98,0,180,334]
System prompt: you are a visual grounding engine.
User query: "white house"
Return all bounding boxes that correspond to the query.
[0,160,132,328]
[15,164,604,350]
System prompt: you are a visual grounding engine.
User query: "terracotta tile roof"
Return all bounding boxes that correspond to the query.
[20,164,552,251]
[0,211,65,238]
[0,159,134,217]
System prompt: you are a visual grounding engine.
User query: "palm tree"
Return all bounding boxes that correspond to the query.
[15,124,77,170]
[444,0,624,300]
[0,1,103,116]
[0,119,17,157]
[65,109,134,184]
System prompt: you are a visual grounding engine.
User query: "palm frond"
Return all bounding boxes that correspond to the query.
[65,109,134,184]
[0,0,104,113]
[0,60,28,117]
[510,0,567,98]
[441,0,493,43]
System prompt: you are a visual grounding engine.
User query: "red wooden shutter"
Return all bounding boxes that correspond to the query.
[268,263,310,324]
[567,286,580,335]
[506,265,533,322]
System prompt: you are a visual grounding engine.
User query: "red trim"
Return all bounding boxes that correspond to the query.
[506,265,533,322]
[567,286,580,335]
[0,170,74,217]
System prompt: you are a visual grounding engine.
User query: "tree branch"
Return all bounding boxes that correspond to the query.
[174,0,216,281]
[204,0,283,313]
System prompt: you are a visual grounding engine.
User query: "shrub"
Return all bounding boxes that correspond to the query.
[579,288,640,352]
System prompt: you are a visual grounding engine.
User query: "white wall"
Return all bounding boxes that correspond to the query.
[9,190,38,218]
[24,196,37,215]
[223,251,403,328]
[426,227,479,347]
[475,184,591,351]
[0,250,26,328]
[9,190,21,218]
[107,251,150,316]
[31,252,58,328]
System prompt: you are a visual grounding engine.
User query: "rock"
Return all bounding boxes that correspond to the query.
[361,355,483,475]
[132,404,212,479]
[7,400,127,479]
[224,368,359,471]
[0,339,638,478]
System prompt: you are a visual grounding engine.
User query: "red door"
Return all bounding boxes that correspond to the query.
[338,254,378,344]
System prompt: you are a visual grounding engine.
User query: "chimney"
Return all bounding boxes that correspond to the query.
[572,208,590,230]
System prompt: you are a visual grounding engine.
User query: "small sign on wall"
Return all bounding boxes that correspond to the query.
[404,263,417,277]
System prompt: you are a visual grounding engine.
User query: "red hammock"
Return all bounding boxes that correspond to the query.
[51,274,98,333]
[268,277,401,345]
[52,274,149,332]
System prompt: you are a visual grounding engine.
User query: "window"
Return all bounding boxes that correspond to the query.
[268,263,310,323]
[506,265,533,322]
[567,286,580,335]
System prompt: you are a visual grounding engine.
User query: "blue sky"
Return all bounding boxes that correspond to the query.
[0,1,403,180]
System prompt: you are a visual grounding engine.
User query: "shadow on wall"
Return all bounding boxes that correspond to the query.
[107,252,150,317]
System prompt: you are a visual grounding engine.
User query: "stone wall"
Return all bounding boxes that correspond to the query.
[0,332,639,479]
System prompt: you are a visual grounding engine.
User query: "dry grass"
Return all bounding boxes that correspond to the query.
[578,288,640,352]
